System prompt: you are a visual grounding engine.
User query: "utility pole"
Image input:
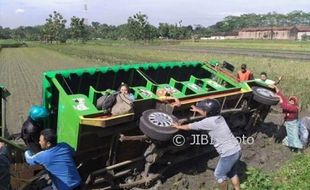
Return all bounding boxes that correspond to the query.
[83,0,89,25]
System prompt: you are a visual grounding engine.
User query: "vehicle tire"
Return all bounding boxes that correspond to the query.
[139,109,178,141]
[229,112,248,129]
[252,86,279,105]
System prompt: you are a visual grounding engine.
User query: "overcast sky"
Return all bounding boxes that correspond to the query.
[0,0,310,28]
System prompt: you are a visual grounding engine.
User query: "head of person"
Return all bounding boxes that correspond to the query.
[195,99,221,117]
[29,106,49,121]
[39,128,57,150]
[156,88,168,97]
[119,82,130,94]
[288,96,298,106]
[241,64,247,73]
[260,72,267,81]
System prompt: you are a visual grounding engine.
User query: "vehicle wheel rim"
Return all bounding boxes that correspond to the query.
[256,88,275,97]
[148,112,173,127]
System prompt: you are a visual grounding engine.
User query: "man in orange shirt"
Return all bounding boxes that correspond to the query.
[237,64,253,82]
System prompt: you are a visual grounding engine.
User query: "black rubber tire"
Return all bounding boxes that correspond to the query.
[139,109,178,141]
[252,86,279,105]
[229,112,248,129]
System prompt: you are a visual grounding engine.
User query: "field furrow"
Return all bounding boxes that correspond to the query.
[0,47,100,134]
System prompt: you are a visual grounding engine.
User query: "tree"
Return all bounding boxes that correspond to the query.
[69,16,88,42]
[11,27,26,41]
[126,12,157,41]
[158,23,170,38]
[0,26,12,39]
[42,11,67,43]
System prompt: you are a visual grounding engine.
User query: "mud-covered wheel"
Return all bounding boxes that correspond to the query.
[139,109,178,141]
[252,86,279,105]
[229,112,248,129]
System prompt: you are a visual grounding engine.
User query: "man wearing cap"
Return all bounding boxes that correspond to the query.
[237,64,253,82]
[172,99,241,190]
[21,105,49,153]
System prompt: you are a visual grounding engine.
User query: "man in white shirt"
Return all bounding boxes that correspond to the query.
[172,99,241,190]
[256,72,282,85]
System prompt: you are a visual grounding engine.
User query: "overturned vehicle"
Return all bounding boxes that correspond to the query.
[14,60,279,189]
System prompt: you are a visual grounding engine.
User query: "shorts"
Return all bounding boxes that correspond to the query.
[214,151,241,183]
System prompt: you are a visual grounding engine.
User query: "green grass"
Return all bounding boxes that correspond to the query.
[37,40,310,107]
[241,152,310,190]
[0,39,27,48]
[179,39,310,52]
[62,39,310,52]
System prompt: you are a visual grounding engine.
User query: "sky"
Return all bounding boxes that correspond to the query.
[0,0,310,28]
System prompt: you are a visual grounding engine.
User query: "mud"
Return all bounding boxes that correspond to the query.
[155,108,310,190]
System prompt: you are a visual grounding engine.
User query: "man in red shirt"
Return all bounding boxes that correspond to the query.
[237,64,253,82]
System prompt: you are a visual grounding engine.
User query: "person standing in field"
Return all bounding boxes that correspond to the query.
[273,85,304,152]
[24,129,81,190]
[237,64,253,82]
[172,99,241,190]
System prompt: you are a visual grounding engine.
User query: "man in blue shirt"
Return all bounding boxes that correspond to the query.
[25,129,81,190]
[0,142,11,190]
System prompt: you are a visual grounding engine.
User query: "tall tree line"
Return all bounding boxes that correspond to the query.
[1,10,310,42]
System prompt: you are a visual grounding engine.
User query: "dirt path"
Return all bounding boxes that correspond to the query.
[157,109,309,190]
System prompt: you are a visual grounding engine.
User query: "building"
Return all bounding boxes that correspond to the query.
[238,26,310,40]
[200,31,238,40]
[297,26,310,40]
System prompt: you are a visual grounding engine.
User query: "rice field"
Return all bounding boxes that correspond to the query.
[1,40,310,135]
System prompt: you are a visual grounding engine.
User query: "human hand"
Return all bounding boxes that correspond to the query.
[171,122,179,129]
[174,98,181,107]
[190,105,199,112]
[268,84,279,92]
[274,85,279,93]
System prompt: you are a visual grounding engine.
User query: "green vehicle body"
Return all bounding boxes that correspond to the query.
[41,61,254,150]
[8,60,276,189]
[0,84,10,137]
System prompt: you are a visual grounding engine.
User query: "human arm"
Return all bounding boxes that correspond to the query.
[166,96,181,107]
[274,75,282,85]
[236,72,240,81]
[24,150,46,166]
[190,105,206,116]
[249,72,254,80]
[24,150,37,165]
[159,95,181,107]
[275,88,298,113]
[171,123,191,130]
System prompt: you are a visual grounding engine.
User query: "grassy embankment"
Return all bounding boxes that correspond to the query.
[179,39,310,52]
[0,39,27,49]
[241,151,310,190]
